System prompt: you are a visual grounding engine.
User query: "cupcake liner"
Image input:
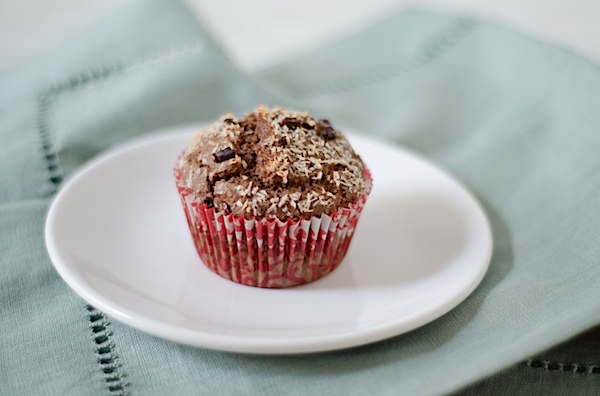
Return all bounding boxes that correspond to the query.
[174,167,372,288]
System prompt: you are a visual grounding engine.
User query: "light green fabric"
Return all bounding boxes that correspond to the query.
[2,0,600,394]
[458,326,600,395]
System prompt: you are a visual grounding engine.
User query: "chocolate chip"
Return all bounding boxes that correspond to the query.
[302,122,314,130]
[320,126,337,140]
[316,119,336,139]
[315,118,337,140]
[203,198,214,208]
[279,117,302,129]
[274,136,287,147]
[213,147,236,163]
[223,118,235,124]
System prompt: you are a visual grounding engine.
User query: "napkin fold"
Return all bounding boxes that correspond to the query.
[2,0,600,394]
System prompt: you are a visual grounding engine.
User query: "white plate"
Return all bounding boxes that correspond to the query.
[45,125,492,354]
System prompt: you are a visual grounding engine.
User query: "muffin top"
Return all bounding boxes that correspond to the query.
[177,105,367,220]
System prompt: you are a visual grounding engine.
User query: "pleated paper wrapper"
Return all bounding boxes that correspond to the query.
[175,168,372,288]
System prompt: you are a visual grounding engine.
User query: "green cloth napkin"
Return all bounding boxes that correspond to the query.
[2,0,600,394]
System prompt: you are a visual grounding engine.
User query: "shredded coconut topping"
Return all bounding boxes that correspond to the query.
[178,105,367,220]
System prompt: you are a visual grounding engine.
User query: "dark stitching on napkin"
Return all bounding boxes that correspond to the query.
[37,91,64,187]
[290,17,478,99]
[35,42,220,393]
[86,305,130,396]
[522,359,600,374]
[35,43,210,195]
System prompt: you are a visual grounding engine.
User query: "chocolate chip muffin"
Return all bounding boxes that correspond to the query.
[174,105,372,288]
[177,105,367,220]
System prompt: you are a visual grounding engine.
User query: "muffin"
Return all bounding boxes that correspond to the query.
[174,105,371,288]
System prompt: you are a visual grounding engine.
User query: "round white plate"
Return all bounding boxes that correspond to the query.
[45,125,492,354]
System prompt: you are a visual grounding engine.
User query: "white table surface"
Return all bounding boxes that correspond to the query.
[1,0,599,72]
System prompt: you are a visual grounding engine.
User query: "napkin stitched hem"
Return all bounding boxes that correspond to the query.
[522,359,600,375]
[87,305,129,396]
[36,42,210,195]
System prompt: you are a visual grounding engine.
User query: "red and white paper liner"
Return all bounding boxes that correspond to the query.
[174,168,372,288]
